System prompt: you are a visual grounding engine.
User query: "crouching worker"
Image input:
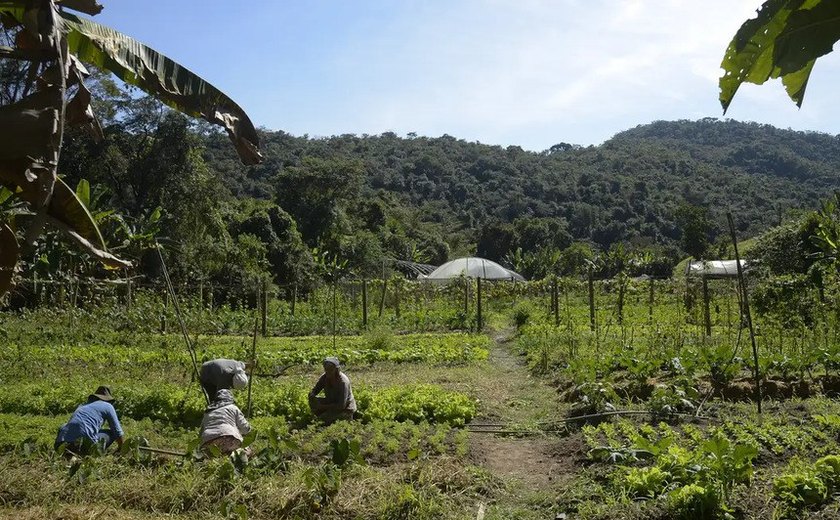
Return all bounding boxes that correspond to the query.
[54,386,124,455]
[308,357,356,425]
[199,358,253,400]
[200,389,251,456]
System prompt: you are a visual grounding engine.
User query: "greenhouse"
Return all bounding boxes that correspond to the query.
[420,257,525,282]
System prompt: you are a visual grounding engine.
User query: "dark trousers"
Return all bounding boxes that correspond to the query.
[308,396,355,425]
[54,429,117,454]
[202,382,218,402]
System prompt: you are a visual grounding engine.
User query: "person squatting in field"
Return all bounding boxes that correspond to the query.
[199,358,254,400]
[199,389,252,455]
[54,385,125,454]
[308,357,357,425]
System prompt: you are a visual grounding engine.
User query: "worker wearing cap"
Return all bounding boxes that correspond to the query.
[199,358,254,400]
[54,386,125,454]
[308,357,357,425]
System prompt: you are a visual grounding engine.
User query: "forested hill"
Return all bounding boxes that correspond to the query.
[202,118,840,256]
[55,110,840,289]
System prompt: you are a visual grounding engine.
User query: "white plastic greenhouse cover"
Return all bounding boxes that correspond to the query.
[420,257,525,282]
[685,260,748,279]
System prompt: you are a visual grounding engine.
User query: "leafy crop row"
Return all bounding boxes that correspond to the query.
[0,413,468,464]
[0,332,490,370]
[0,381,476,427]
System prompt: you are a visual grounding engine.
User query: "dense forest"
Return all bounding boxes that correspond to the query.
[8,76,840,296]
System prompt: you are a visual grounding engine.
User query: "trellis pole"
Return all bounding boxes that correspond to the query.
[476,277,483,331]
[362,279,368,329]
[727,212,761,414]
[156,246,208,405]
[702,275,711,337]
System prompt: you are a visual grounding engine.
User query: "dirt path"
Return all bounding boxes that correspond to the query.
[468,328,582,490]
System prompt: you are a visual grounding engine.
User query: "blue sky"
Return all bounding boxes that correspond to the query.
[95,1,840,152]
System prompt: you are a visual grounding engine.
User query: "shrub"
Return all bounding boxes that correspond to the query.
[511,302,534,329]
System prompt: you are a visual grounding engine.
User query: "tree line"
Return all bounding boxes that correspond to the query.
[6,74,840,303]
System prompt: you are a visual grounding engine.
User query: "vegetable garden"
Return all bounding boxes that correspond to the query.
[4,273,840,519]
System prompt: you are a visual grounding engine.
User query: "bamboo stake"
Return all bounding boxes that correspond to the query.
[156,246,207,405]
[702,275,711,336]
[246,313,258,418]
[476,277,483,331]
[362,279,368,329]
[261,279,268,336]
[727,212,761,414]
[588,267,596,332]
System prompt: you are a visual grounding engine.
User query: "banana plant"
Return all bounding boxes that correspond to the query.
[0,0,263,297]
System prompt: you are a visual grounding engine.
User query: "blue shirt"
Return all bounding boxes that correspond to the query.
[56,400,124,444]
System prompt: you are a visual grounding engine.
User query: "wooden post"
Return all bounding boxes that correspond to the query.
[728,212,761,414]
[553,278,559,326]
[161,287,168,334]
[648,276,654,324]
[395,280,401,319]
[291,284,297,316]
[378,278,387,318]
[261,279,268,336]
[464,278,470,315]
[616,278,625,325]
[332,276,338,349]
[588,268,596,332]
[246,315,258,418]
[476,277,483,331]
[126,279,133,308]
[702,275,711,336]
[208,283,214,311]
[362,279,368,329]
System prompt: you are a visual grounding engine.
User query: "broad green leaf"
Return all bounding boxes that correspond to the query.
[75,178,90,209]
[54,11,263,165]
[774,0,840,75]
[720,0,840,111]
[149,206,162,225]
[720,0,805,112]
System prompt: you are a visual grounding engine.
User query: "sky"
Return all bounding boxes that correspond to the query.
[94,0,840,152]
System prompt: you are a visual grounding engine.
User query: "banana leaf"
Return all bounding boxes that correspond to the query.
[0,222,18,296]
[57,0,102,16]
[0,162,130,269]
[57,10,262,165]
[0,87,61,168]
[0,2,262,164]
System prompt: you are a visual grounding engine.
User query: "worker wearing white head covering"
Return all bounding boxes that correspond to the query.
[199,358,253,399]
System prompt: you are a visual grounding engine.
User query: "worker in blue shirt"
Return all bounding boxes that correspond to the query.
[54,386,125,454]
